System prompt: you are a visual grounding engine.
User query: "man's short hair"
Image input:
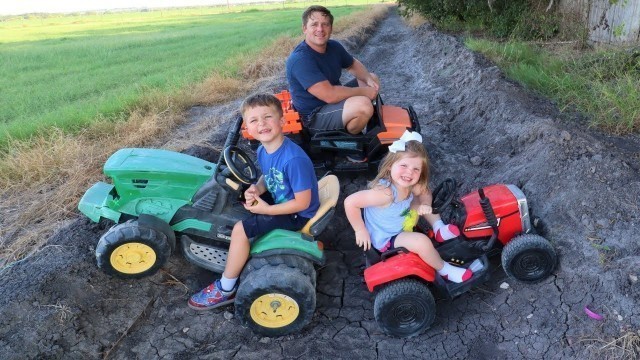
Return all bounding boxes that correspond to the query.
[302,5,333,26]
[241,93,283,118]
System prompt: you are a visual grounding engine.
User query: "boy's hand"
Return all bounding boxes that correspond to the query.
[417,204,433,216]
[244,184,259,205]
[355,228,372,251]
[243,194,269,214]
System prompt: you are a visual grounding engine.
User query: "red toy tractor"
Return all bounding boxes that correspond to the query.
[363,178,557,338]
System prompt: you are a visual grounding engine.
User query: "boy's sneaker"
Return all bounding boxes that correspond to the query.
[188,279,236,311]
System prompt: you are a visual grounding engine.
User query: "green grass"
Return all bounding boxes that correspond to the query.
[466,38,640,134]
[0,1,380,147]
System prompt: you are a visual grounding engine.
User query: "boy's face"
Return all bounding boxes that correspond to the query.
[243,105,285,144]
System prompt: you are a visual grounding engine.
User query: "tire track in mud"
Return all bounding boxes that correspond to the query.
[1,7,638,360]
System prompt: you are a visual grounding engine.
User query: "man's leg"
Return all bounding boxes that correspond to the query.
[342,96,373,134]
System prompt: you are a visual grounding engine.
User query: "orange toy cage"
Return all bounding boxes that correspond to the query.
[241,91,303,140]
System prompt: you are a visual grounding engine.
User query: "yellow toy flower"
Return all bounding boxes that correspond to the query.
[402,209,418,232]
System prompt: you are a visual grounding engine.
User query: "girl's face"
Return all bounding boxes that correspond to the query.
[390,154,423,189]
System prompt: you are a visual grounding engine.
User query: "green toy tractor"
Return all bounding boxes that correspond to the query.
[78,115,340,336]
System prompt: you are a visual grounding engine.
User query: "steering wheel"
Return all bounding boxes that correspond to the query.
[431,178,457,214]
[222,146,258,185]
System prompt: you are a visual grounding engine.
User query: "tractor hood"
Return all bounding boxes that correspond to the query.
[104,148,217,205]
[105,148,215,178]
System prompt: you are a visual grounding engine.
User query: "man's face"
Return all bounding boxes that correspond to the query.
[303,11,332,50]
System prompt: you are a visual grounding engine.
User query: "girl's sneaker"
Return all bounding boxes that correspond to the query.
[188,279,236,310]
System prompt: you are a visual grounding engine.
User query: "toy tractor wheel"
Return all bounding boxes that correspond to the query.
[501,234,556,283]
[240,255,316,288]
[374,279,436,338]
[235,264,315,337]
[96,220,171,279]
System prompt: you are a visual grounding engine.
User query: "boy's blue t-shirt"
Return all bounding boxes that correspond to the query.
[257,137,320,219]
[285,40,354,116]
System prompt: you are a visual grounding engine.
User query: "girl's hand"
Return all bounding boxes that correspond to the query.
[243,195,269,214]
[355,228,372,251]
[417,204,433,216]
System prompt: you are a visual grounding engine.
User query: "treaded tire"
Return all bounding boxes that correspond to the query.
[501,234,556,283]
[235,264,316,337]
[95,220,171,279]
[239,255,316,288]
[373,279,436,338]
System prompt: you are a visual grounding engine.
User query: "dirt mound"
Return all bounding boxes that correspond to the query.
[1,8,638,360]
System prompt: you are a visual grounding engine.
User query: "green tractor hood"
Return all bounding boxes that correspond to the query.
[79,148,217,223]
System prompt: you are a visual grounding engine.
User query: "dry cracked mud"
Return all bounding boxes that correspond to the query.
[1,7,638,360]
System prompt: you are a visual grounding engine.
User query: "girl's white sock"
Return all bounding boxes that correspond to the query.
[437,262,472,283]
[433,220,460,242]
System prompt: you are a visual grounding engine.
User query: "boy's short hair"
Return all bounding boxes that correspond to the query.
[240,93,283,118]
[302,5,333,26]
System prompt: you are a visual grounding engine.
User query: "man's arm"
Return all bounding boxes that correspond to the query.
[346,59,379,90]
[307,79,377,104]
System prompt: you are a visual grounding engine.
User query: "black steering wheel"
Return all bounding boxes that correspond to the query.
[223,146,258,185]
[431,178,457,214]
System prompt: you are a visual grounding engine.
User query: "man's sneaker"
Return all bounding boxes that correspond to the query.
[346,154,367,163]
[188,279,236,311]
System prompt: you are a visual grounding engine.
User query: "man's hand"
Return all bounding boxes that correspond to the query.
[362,86,378,100]
[355,228,372,251]
[365,75,380,91]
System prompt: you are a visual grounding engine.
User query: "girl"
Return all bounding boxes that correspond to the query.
[344,131,472,283]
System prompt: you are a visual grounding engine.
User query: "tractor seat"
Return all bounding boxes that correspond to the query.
[300,174,340,237]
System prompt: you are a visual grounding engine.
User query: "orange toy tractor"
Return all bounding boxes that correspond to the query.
[242,91,419,173]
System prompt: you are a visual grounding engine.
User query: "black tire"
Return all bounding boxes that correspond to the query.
[95,220,171,279]
[239,255,316,288]
[501,234,556,283]
[235,264,316,337]
[373,279,436,338]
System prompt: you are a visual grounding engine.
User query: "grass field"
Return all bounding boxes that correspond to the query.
[0,0,382,148]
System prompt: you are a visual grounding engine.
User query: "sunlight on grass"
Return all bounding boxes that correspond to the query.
[0,3,377,147]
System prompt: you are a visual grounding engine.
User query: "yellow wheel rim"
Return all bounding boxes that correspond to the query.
[249,293,300,328]
[110,242,156,274]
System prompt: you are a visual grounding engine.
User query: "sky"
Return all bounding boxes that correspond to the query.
[0,0,280,16]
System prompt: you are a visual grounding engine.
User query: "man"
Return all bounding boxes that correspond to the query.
[286,5,380,136]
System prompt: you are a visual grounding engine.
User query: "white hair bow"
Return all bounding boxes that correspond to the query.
[388,130,423,153]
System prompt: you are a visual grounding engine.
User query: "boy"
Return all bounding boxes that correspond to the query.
[188,93,320,310]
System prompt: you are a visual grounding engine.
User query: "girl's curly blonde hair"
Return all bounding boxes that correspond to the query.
[369,140,430,194]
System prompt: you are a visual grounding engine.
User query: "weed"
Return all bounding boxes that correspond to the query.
[40,301,73,324]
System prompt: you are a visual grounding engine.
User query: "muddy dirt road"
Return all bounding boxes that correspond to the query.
[1,8,638,360]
